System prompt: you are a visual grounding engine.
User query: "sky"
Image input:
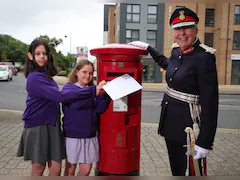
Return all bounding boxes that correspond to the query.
[0,0,112,61]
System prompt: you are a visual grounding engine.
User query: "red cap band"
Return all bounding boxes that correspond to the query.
[171,16,196,25]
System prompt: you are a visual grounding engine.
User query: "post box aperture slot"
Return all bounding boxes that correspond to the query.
[107,72,134,78]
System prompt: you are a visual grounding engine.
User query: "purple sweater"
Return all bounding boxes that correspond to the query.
[22,72,96,128]
[62,83,110,138]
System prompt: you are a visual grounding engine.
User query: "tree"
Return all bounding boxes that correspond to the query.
[36,35,70,70]
[0,34,70,71]
[36,35,63,52]
[1,51,8,61]
[0,34,28,63]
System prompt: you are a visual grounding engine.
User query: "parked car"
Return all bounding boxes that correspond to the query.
[0,65,13,81]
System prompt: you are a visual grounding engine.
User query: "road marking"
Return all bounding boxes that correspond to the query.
[219,99,239,102]
[142,98,162,101]
[142,122,158,126]
[219,105,240,110]
[142,100,240,110]
[141,122,240,132]
[217,128,240,132]
[0,109,24,113]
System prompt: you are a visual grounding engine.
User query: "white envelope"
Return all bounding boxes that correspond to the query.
[103,74,142,101]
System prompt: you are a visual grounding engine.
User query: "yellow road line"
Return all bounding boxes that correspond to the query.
[217,128,240,132]
[141,122,240,132]
[0,109,24,113]
[141,122,158,126]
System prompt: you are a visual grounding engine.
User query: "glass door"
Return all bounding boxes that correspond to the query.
[231,60,240,85]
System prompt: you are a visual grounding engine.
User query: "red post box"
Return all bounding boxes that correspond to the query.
[90,44,148,176]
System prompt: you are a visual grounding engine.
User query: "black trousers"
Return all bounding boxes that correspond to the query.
[165,138,202,176]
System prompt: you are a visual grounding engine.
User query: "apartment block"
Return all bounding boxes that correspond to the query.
[104,1,240,85]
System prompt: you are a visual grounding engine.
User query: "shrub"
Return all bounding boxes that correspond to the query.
[66,68,72,76]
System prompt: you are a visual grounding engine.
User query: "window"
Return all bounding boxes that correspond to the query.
[204,33,214,47]
[205,9,215,27]
[234,5,240,24]
[148,5,157,23]
[126,30,139,43]
[143,63,156,83]
[231,61,240,85]
[127,4,140,23]
[233,31,240,50]
[147,30,157,48]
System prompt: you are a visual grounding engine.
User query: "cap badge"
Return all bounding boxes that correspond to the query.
[179,10,186,21]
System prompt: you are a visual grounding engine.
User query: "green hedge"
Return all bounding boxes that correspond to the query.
[66,68,72,76]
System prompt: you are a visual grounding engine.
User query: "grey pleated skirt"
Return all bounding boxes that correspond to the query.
[17,116,66,164]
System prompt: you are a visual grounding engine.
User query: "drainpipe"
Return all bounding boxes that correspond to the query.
[196,3,198,14]
[225,3,230,85]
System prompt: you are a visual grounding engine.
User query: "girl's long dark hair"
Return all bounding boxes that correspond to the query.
[23,39,58,78]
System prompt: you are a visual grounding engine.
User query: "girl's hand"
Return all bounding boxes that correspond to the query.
[96,80,107,96]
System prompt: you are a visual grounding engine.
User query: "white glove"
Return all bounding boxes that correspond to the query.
[128,41,149,50]
[193,145,210,160]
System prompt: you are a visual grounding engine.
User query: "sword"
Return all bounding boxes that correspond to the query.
[185,127,201,176]
[203,157,207,176]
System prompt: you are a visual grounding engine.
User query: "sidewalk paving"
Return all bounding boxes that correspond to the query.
[53,76,240,95]
[0,110,240,176]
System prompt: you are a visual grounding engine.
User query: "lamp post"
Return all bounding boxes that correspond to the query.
[65,33,72,69]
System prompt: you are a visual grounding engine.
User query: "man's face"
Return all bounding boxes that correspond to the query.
[173,25,198,51]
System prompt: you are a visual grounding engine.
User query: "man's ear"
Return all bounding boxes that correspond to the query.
[195,26,198,35]
[27,52,33,60]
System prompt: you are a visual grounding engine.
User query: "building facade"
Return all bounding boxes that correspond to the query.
[105,1,240,85]
[105,3,165,83]
[103,4,116,45]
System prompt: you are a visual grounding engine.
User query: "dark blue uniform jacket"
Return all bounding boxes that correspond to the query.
[148,39,219,149]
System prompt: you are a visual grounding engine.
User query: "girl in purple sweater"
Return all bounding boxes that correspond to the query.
[17,40,104,176]
[62,60,110,176]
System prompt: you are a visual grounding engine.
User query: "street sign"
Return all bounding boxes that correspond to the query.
[231,54,240,60]
[76,46,88,63]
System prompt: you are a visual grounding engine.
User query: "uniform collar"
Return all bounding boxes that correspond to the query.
[179,38,200,55]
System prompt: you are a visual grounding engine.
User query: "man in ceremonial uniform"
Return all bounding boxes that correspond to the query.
[129,7,219,176]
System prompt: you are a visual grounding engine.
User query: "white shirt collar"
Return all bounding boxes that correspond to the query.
[74,82,88,88]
